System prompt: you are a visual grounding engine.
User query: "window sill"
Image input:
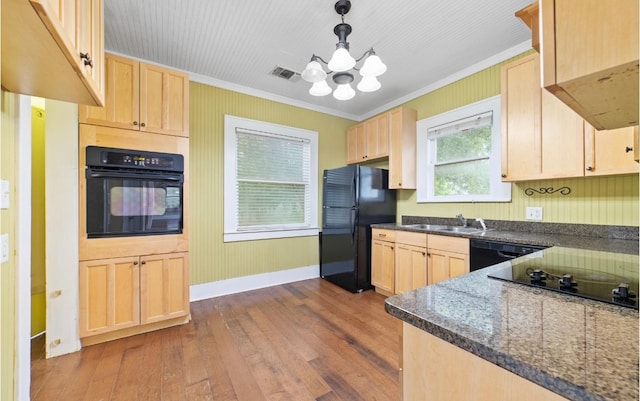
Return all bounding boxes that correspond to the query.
[223,228,320,243]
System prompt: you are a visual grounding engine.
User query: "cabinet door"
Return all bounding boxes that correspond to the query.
[372,239,395,294]
[140,253,190,324]
[78,0,104,102]
[395,244,427,294]
[346,123,366,164]
[79,257,140,338]
[428,249,469,285]
[388,107,417,189]
[140,63,190,137]
[501,54,542,181]
[366,113,389,160]
[539,90,585,178]
[585,125,639,176]
[79,54,140,130]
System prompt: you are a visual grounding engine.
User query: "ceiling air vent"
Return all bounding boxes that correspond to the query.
[270,66,300,82]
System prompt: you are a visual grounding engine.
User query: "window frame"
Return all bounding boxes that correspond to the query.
[223,115,319,242]
[416,95,511,203]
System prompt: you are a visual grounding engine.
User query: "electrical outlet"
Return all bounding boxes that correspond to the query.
[525,207,543,221]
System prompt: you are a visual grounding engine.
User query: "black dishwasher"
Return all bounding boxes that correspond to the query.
[469,239,548,271]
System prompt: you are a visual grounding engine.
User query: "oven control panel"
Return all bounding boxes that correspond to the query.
[86,146,184,172]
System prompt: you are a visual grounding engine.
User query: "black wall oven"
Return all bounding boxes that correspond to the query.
[85,146,184,238]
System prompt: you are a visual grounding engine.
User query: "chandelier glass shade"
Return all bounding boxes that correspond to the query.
[301,0,386,100]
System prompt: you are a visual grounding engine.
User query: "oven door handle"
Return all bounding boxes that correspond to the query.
[496,250,521,259]
[86,170,183,182]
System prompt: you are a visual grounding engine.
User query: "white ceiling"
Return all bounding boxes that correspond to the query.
[104,0,534,121]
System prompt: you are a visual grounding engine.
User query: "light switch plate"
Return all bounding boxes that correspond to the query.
[525,206,543,221]
[0,180,9,209]
[1,234,8,263]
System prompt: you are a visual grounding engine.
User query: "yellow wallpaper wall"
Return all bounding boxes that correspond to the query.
[31,106,46,336]
[189,83,354,284]
[1,91,17,401]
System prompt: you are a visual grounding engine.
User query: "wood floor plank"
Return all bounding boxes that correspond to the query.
[190,301,238,400]
[31,278,400,401]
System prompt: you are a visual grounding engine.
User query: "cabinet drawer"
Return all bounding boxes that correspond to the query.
[427,234,469,254]
[372,228,396,242]
[396,231,427,247]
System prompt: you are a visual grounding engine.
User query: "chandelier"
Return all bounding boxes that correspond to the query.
[301,0,387,101]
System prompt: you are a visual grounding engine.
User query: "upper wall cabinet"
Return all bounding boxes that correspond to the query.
[501,53,639,182]
[538,0,639,130]
[346,106,417,189]
[346,113,389,164]
[2,0,105,106]
[79,53,190,137]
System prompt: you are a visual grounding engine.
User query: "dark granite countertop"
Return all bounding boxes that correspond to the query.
[385,248,639,401]
[371,219,639,255]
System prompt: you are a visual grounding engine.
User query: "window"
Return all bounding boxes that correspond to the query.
[224,115,319,242]
[416,95,510,202]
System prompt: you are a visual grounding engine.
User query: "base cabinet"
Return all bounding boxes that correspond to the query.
[394,231,427,294]
[371,230,469,294]
[79,252,189,340]
[371,229,396,295]
[402,323,569,401]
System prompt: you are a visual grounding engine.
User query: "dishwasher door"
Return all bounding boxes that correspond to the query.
[469,239,547,271]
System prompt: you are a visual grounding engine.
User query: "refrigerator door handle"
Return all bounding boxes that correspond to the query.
[350,208,356,244]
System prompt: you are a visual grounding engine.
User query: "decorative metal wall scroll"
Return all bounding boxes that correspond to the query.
[524,186,571,196]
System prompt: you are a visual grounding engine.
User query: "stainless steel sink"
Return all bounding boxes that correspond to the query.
[403,224,485,234]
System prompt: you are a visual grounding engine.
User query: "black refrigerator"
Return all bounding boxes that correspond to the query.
[320,165,396,292]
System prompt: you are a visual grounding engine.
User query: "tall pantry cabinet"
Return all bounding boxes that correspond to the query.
[78,53,191,345]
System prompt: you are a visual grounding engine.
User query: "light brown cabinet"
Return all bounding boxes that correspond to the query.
[346,123,366,164]
[80,53,189,137]
[79,252,189,341]
[402,323,569,401]
[427,234,469,285]
[346,107,417,189]
[346,113,389,163]
[3,0,105,106]
[371,230,469,294]
[388,107,417,189]
[539,0,638,130]
[584,125,639,176]
[501,53,639,182]
[394,231,427,294]
[371,229,396,296]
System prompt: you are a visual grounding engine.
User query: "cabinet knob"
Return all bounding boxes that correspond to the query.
[140,122,146,127]
[626,146,633,153]
[398,182,402,186]
[141,261,146,265]
[379,233,386,238]
[501,174,507,178]
[133,121,138,126]
[586,166,593,171]
[80,52,93,68]
[133,261,138,265]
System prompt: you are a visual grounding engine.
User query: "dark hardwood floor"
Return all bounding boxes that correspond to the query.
[31,278,400,401]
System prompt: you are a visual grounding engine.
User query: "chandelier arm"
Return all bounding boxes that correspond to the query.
[354,48,376,63]
[311,55,331,66]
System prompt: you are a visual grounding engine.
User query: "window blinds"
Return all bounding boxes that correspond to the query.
[235,127,311,229]
[427,111,493,139]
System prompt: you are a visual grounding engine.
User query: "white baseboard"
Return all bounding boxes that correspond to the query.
[189,264,320,302]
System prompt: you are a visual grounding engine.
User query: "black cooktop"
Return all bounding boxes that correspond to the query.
[487,247,639,309]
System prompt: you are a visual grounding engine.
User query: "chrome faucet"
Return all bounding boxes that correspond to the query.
[456,214,467,227]
[475,218,487,231]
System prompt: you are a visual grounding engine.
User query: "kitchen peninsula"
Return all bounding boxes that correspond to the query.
[386,244,639,401]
